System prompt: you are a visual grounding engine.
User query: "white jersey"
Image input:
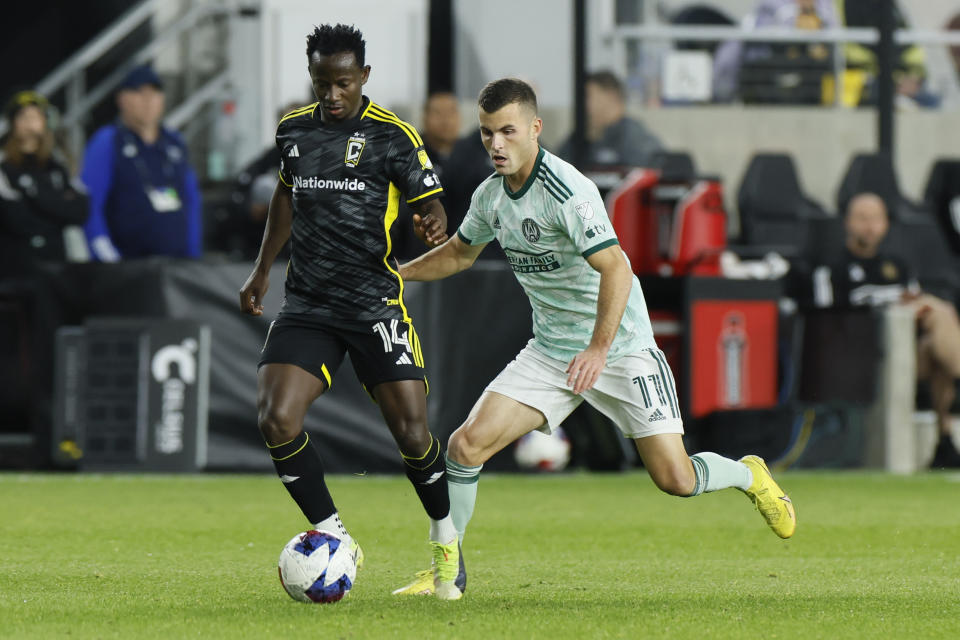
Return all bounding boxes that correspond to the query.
[457,147,656,362]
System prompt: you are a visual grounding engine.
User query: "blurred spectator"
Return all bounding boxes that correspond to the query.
[440,120,495,241]
[556,70,663,168]
[392,91,493,260]
[0,90,88,447]
[810,193,960,468]
[0,90,89,275]
[420,91,461,175]
[842,0,939,109]
[215,101,302,261]
[81,65,202,261]
[713,0,836,103]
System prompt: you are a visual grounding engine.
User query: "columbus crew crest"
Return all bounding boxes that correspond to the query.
[345,133,366,167]
[417,149,434,170]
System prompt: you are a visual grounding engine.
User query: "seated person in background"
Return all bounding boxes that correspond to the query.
[391,91,462,260]
[393,91,495,259]
[81,66,202,261]
[440,112,495,248]
[713,0,836,103]
[810,193,960,468]
[420,91,461,175]
[842,0,939,110]
[0,90,89,275]
[556,70,663,169]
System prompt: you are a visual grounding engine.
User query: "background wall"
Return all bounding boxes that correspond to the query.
[257,0,430,146]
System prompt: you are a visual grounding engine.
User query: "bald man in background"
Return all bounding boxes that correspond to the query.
[811,192,960,468]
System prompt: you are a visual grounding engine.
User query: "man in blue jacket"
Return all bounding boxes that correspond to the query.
[81,65,202,261]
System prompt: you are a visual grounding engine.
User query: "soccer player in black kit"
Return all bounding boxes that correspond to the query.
[239,24,463,600]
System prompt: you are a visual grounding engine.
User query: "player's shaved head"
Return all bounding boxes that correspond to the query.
[845,192,888,219]
[478,78,538,116]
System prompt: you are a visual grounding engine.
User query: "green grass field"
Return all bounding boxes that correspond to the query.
[3,471,959,639]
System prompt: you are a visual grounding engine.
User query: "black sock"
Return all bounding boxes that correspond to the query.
[402,436,451,521]
[268,432,336,524]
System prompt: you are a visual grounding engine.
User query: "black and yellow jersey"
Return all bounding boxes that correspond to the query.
[275,96,443,322]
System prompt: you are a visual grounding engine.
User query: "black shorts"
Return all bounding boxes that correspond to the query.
[258,313,428,393]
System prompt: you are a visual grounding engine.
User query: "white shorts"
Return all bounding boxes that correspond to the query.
[485,344,685,439]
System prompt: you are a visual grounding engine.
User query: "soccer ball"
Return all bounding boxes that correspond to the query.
[514,426,571,472]
[277,529,356,603]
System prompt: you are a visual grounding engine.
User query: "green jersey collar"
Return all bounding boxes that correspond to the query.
[502,147,544,200]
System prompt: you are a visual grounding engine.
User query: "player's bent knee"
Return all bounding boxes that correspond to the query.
[257,404,302,446]
[447,426,489,467]
[650,465,697,497]
[391,419,432,456]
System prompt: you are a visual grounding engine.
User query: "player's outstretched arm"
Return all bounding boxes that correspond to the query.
[239,180,293,315]
[566,245,634,393]
[411,198,449,248]
[399,234,484,282]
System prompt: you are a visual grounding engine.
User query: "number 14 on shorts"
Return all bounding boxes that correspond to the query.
[372,319,411,353]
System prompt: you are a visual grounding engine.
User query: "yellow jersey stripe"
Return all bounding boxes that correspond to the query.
[277,168,292,187]
[366,103,425,146]
[406,187,443,204]
[278,102,318,124]
[369,109,424,146]
[382,183,410,322]
[363,112,422,149]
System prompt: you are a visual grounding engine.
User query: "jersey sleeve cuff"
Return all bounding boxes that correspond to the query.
[581,238,619,258]
[456,229,474,245]
[406,187,444,204]
[277,169,293,188]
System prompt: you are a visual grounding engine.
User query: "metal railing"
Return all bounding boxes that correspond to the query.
[609,24,960,106]
[3,0,235,161]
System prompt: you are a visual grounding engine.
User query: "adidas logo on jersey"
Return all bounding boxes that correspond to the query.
[649,408,666,422]
[395,352,413,365]
[287,144,300,158]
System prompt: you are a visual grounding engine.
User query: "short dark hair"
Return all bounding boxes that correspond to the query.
[478,78,538,115]
[586,70,625,102]
[306,24,366,67]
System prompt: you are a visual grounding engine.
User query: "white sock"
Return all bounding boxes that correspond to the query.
[429,514,458,544]
[446,456,482,541]
[314,512,348,537]
[688,452,753,496]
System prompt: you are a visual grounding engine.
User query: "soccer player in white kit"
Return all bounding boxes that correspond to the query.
[393,78,795,597]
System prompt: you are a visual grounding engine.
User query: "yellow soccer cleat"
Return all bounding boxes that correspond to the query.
[431,538,463,601]
[739,455,796,539]
[392,569,435,596]
[392,538,465,600]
